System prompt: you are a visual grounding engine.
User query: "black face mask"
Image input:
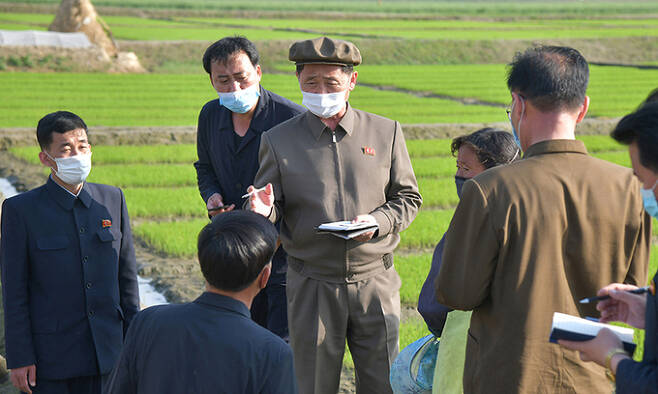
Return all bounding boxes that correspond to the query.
[455,176,469,199]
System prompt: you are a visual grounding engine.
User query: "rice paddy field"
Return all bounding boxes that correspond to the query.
[2,0,658,387]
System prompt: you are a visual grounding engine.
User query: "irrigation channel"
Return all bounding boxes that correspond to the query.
[0,177,168,308]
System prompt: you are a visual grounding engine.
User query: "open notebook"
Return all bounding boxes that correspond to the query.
[316,220,379,240]
[549,312,636,355]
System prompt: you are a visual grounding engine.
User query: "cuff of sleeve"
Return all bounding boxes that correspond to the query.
[614,357,635,391]
[371,210,392,237]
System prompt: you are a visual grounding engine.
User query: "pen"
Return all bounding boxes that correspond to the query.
[241,186,266,199]
[579,286,651,304]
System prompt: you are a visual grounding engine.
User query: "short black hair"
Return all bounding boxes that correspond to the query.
[611,102,658,173]
[451,127,520,169]
[295,64,354,75]
[507,46,589,112]
[36,111,88,150]
[202,36,259,75]
[197,210,277,292]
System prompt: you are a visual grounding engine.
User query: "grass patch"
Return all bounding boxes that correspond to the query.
[590,151,631,168]
[10,145,198,165]
[88,164,197,188]
[133,217,208,257]
[412,157,458,178]
[418,177,458,209]
[397,252,433,306]
[399,209,455,250]
[124,186,205,218]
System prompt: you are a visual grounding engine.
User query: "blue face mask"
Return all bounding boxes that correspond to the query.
[641,180,658,218]
[218,83,260,114]
[455,176,468,199]
[508,97,524,150]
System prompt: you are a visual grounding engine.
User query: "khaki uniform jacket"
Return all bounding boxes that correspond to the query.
[253,105,422,283]
[436,140,651,394]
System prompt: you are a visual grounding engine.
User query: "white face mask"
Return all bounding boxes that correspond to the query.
[301,91,346,118]
[46,151,92,185]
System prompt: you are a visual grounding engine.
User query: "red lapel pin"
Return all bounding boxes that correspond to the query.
[362,146,376,156]
[102,219,112,228]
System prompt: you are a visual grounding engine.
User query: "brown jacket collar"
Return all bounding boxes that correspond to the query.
[524,139,588,159]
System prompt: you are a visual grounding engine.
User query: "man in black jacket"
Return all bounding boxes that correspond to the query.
[194,36,303,340]
[105,210,297,394]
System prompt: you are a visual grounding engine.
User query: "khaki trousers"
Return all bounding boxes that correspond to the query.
[287,266,401,394]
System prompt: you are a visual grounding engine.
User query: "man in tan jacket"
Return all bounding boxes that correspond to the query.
[247,37,422,394]
[435,46,651,393]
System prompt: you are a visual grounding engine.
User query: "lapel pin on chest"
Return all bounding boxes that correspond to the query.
[362,146,376,156]
[102,219,112,228]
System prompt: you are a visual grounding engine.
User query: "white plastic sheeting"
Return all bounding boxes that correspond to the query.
[0,30,91,48]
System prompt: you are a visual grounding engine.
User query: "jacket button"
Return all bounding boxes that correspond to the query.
[88,310,94,316]
[79,227,86,234]
[83,256,88,263]
[86,282,92,289]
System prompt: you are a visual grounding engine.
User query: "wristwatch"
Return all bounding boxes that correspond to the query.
[604,348,628,382]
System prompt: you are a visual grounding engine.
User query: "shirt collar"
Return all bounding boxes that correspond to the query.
[306,102,355,141]
[46,176,92,210]
[523,139,588,159]
[193,291,251,318]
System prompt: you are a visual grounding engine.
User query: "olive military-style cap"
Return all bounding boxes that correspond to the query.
[289,36,362,66]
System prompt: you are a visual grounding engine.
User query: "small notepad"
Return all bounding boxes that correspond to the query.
[549,312,636,355]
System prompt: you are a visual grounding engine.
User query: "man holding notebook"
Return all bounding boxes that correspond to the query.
[435,46,651,393]
[247,37,422,393]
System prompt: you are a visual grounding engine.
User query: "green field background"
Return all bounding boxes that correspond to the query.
[2,0,658,376]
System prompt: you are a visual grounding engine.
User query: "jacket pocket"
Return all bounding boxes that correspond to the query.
[97,229,116,243]
[36,236,68,250]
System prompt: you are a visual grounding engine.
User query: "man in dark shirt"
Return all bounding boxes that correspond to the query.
[105,210,297,394]
[194,36,303,340]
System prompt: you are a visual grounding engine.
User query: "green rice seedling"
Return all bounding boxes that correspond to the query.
[10,145,198,165]
[399,209,455,250]
[133,218,208,257]
[590,151,631,168]
[396,252,433,306]
[418,177,459,209]
[406,139,454,158]
[576,135,624,153]
[123,186,206,218]
[411,157,457,178]
[86,164,197,188]
[0,72,504,127]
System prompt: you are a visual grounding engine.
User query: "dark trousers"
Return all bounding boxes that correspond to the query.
[251,281,289,342]
[24,374,107,394]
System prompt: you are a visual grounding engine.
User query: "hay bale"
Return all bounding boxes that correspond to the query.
[49,0,117,57]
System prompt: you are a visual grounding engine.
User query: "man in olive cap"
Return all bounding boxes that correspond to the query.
[247,37,422,393]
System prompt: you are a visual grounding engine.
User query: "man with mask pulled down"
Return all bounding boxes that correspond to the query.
[246,37,422,393]
[1,111,139,394]
[194,36,303,340]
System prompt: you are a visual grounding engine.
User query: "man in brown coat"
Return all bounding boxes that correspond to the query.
[435,46,651,393]
[247,37,422,393]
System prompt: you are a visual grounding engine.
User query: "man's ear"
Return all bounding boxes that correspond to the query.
[348,70,358,91]
[258,263,272,290]
[575,95,590,124]
[38,150,56,171]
